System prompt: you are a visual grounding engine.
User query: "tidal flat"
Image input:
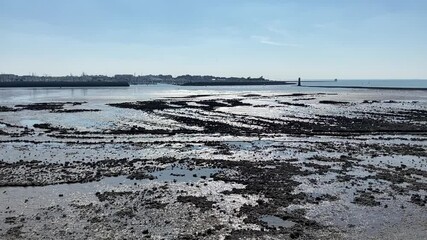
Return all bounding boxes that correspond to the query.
[0,85,426,239]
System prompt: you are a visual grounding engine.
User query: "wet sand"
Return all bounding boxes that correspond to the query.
[0,88,426,239]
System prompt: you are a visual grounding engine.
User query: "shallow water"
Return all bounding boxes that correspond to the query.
[151,165,221,183]
[1,83,426,105]
[260,215,296,229]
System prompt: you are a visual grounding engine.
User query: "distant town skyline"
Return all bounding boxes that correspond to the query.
[1,0,426,79]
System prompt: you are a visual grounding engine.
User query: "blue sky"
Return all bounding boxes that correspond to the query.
[0,0,426,79]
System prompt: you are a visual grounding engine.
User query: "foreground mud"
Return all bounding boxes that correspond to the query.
[1,91,426,239]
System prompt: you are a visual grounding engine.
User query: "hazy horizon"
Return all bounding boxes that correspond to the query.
[1,0,426,79]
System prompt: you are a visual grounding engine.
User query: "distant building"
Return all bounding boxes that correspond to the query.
[114,74,135,82]
[0,74,19,82]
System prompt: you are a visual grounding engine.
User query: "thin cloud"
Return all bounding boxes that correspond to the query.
[251,35,301,47]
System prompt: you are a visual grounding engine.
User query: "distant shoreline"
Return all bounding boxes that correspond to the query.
[180,81,293,86]
[0,81,130,88]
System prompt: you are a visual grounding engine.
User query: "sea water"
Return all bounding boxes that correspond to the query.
[0,80,426,105]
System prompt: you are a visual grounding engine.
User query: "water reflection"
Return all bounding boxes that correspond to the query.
[1,84,427,105]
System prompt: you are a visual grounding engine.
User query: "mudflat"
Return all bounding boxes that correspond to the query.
[0,86,426,239]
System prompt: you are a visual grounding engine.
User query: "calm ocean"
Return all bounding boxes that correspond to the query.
[302,79,427,89]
